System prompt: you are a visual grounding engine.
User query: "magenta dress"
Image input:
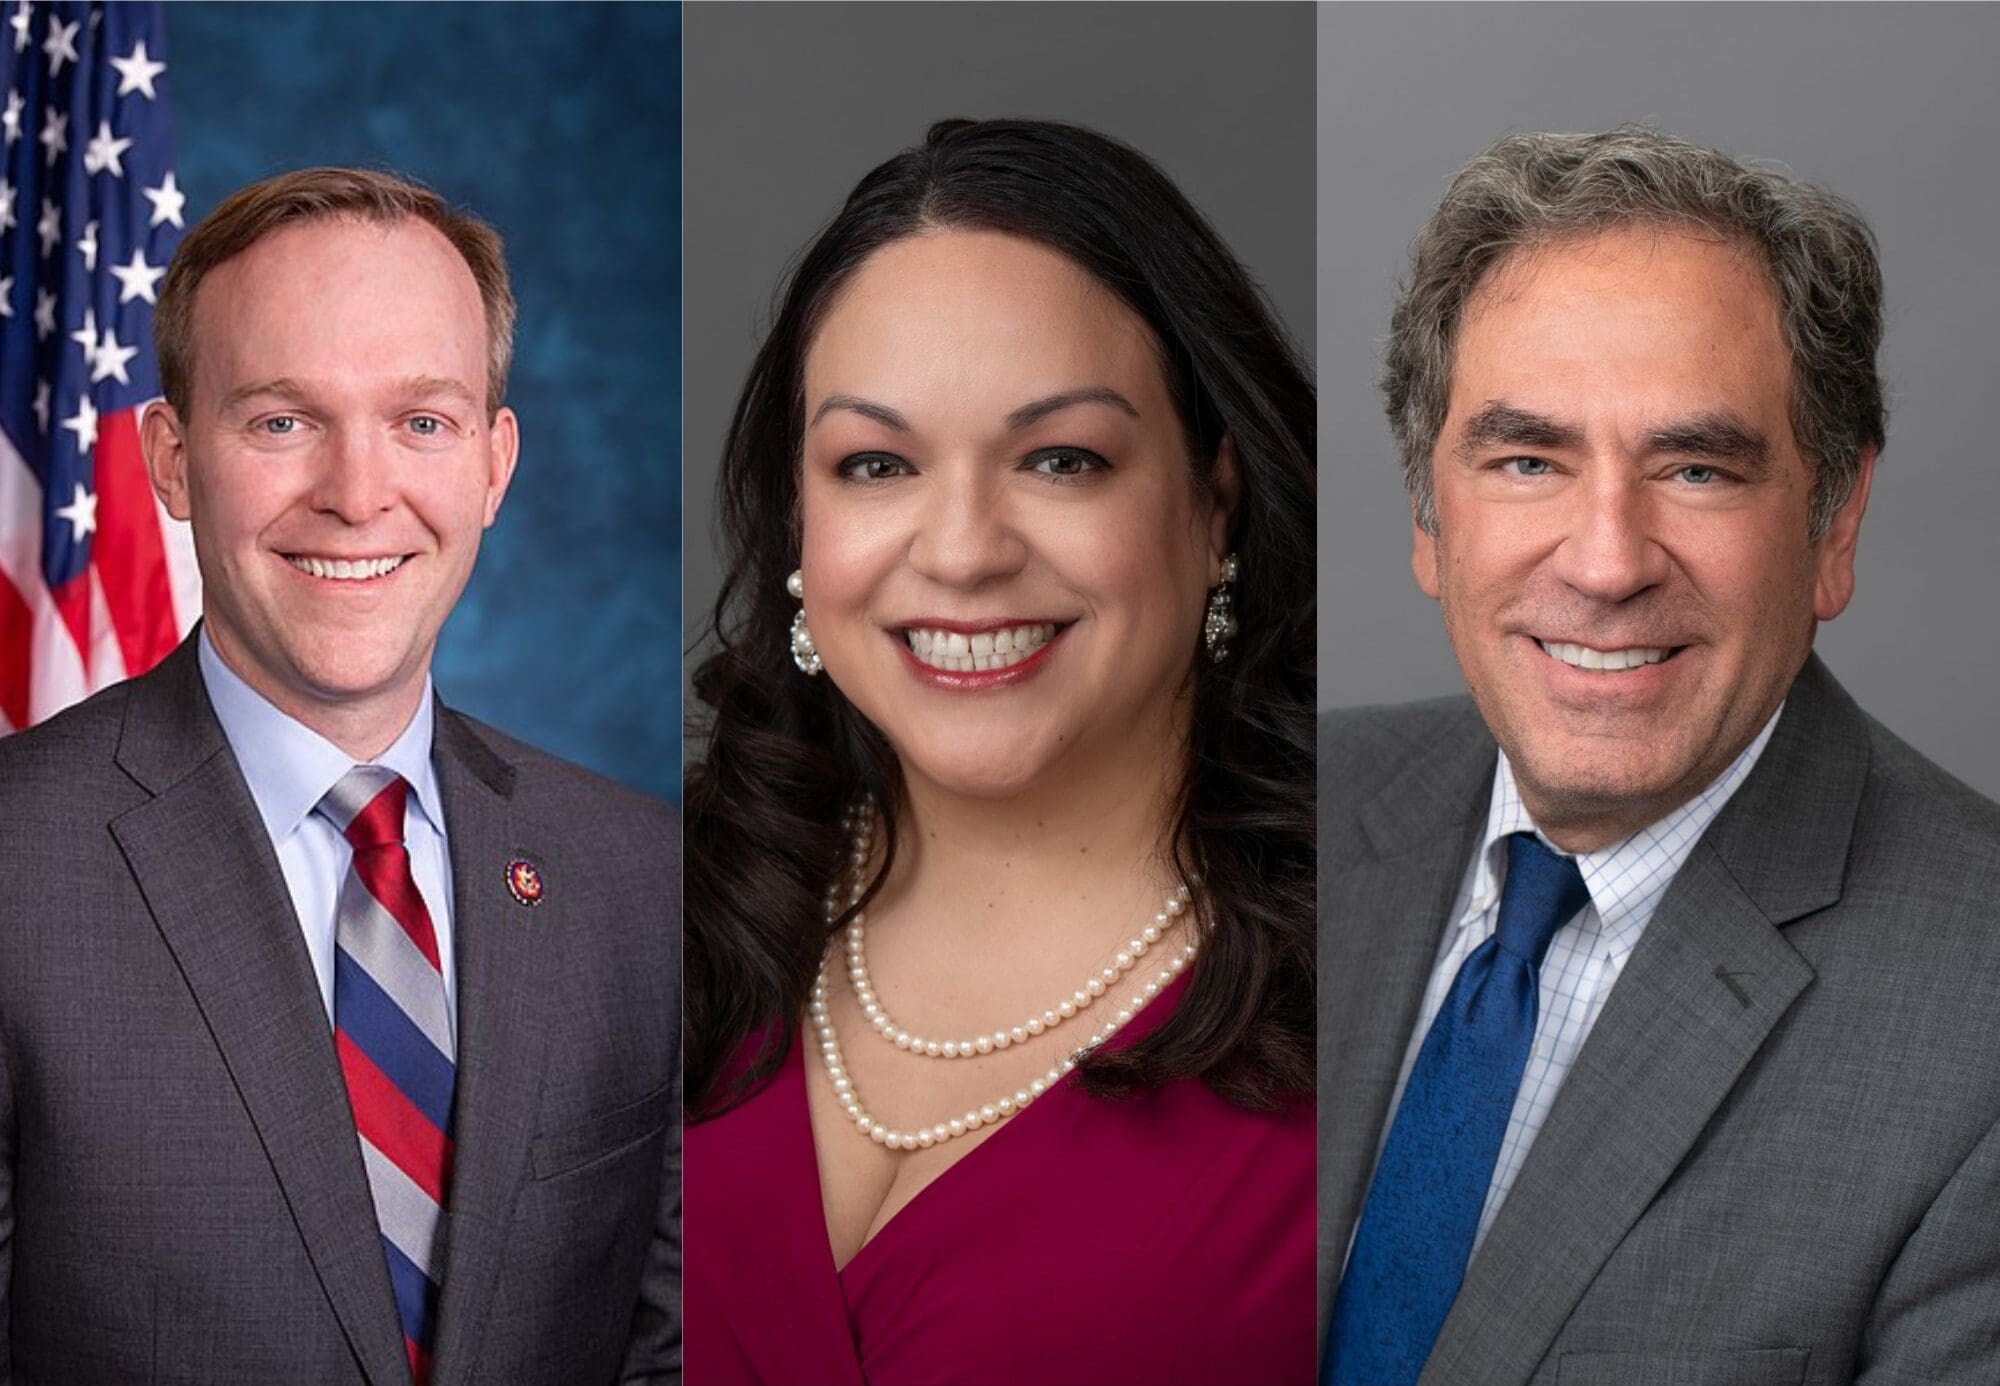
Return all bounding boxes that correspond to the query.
[684,972,1315,1385]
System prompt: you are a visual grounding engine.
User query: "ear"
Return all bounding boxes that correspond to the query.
[1411,496,1442,600]
[1206,433,1243,582]
[482,406,521,527]
[1812,445,1875,621]
[140,400,192,522]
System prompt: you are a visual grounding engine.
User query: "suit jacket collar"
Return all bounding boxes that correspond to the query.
[110,635,555,1386]
[1326,654,1869,1383]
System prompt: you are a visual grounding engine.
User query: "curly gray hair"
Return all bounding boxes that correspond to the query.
[1385,127,1885,538]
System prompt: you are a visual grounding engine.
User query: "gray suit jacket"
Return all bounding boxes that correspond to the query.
[0,637,682,1385]
[1319,655,2000,1386]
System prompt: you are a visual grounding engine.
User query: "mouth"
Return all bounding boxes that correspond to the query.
[284,554,410,582]
[1535,638,1684,673]
[903,621,1062,673]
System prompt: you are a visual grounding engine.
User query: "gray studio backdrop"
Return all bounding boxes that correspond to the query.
[1319,2,2000,800]
[174,2,681,803]
[682,0,1315,727]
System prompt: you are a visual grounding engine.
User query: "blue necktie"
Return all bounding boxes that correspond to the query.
[1325,832,1589,1386]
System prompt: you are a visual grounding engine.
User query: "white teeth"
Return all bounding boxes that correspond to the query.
[287,554,406,581]
[905,623,1057,673]
[1538,640,1671,672]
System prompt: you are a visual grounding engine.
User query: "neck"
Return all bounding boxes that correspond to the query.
[207,630,428,762]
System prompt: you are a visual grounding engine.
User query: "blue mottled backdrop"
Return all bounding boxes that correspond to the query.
[169,2,681,802]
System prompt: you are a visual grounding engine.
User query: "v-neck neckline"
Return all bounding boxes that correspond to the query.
[790,967,1195,1286]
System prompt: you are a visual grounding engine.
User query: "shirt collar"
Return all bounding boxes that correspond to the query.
[1459,702,1786,957]
[198,628,444,843]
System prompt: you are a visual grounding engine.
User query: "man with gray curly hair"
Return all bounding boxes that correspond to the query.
[1321,128,2000,1385]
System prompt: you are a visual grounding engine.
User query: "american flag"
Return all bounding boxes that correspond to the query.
[0,0,194,734]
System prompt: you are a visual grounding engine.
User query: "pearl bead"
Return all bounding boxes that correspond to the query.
[1086,978,1106,997]
[992,1031,1010,1050]
[1114,951,1133,969]
[1116,1008,1133,1025]
[1143,924,1162,943]
[1015,1089,1031,1107]
[975,1035,994,1055]
[1058,1000,1076,1018]
[964,1109,983,1130]
[923,1040,942,1057]
[932,1124,949,1143]
[1026,1017,1045,1035]
[894,1032,912,1049]
[1030,1078,1047,1096]
[1166,897,1184,915]
[868,1124,886,1144]
[916,1130,935,1149]
[948,1118,966,1137]
[980,1105,998,1124]
[941,1041,958,1058]
[1010,1026,1027,1044]
[996,1097,1015,1116]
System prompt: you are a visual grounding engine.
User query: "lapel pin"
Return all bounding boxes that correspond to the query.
[505,857,545,907]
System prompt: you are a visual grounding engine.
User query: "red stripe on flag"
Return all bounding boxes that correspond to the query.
[407,1336,432,1386]
[50,571,89,662]
[335,1029,454,1203]
[0,570,31,729]
[92,407,181,678]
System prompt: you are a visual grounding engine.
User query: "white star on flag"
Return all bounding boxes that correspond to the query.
[110,38,166,100]
[77,218,98,270]
[31,379,49,434]
[90,326,136,385]
[35,196,58,256]
[8,0,28,55]
[38,106,64,167]
[1,90,21,146]
[0,179,14,234]
[33,287,54,338]
[0,276,13,318]
[42,14,76,77]
[110,247,165,304]
[144,170,185,228]
[54,482,98,540]
[61,393,98,452]
[83,120,133,178]
[69,305,97,363]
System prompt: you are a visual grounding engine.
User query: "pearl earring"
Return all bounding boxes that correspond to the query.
[787,569,822,675]
[1203,554,1241,662]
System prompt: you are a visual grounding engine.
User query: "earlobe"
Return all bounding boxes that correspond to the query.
[1207,434,1244,580]
[140,400,192,521]
[1411,502,1442,600]
[1812,445,1876,622]
[483,406,521,528]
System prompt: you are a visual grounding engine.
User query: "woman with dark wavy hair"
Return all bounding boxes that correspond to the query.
[684,118,1315,1384]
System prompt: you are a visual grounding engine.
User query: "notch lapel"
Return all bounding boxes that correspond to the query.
[426,709,556,1386]
[1319,714,1495,1341]
[108,640,409,1386]
[1420,656,1866,1386]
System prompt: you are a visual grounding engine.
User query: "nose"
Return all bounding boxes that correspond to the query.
[1549,468,1670,603]
[904,463,1030,587]
[307,422,397,525]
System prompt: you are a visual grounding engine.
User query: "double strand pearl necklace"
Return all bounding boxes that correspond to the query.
[811,803,1200,1151]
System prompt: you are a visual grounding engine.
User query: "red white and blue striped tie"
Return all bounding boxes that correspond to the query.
[318,766,454,1384]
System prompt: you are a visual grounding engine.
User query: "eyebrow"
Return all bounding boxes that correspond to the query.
[1455,402,1586,458]
[810,394,911,431]
[807,386,1142,434]
[1003,387,1141,431]
[218,375,480,411]
[1643,412,1772,474]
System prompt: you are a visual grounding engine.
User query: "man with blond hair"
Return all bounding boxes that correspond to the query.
[1321,129,2000,1385]
[0,168,679,1384]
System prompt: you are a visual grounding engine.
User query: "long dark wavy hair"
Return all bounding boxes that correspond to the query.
[687,118,1315,1119]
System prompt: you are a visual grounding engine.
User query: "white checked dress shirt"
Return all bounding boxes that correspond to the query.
[1385,706,1783,1252]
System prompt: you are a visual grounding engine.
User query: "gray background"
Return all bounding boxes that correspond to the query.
[174,4,681,802]
[1319,2,2000,800]
[683,1,1315,708]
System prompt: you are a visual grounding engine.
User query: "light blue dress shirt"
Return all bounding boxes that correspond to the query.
[198,630,458,1033]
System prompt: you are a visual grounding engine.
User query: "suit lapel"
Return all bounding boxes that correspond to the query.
[1420,655,1866,1386]
[1319,719,1494,1342]
[109,640,410,1386]
[426,709,556,1386]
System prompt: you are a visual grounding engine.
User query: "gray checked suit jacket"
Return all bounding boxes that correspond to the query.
[1319,654,2000,1386]
[0,636,682,1385]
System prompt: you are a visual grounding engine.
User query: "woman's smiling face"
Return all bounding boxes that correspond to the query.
[797,229,1230,801]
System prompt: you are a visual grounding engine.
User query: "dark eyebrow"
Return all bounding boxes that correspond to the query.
[220,377,310,412]
[1644,413,1772,475]
[809,394,910,432]
[1454,402,1585,458]
[1004,387,1140,431]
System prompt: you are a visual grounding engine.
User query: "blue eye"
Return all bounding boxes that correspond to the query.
[1026,447,1108,479]
[837,452,911,482]
[1678,465,1718,485]
[260,415,299,436]
[1503,457,1552,477]
[409,415,443,436]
